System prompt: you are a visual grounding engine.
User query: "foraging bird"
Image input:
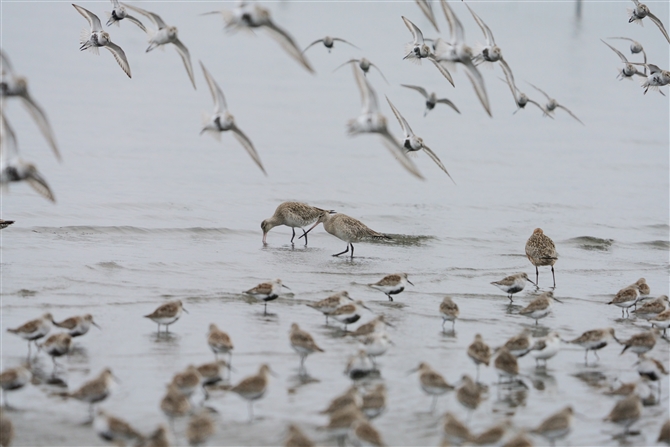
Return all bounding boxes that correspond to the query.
[569,327,618,365]
[307,291,354,324]
[442,412,472,445]
[244,279,290,315]
[94,409,144,446]
[64,368,117,419]
[368,273,413,301]
[329,301,371,331]
[411,362,454,412]
[187,411,215,447]
[0,366,32,407]
[39,333,73,368]
[619,328,660,356]
[525,228,558,287]
[491,272,533,301]
[604,394,641,436]
[303,212,392,258]
[285,424,315,447]
[53,314,100,337]
[144,300,188,334]
[518,291,562,325]
[531,406,574,447]
[6,312,53,357]
[261,202,334,245]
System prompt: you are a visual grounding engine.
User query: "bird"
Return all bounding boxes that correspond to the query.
[261,202,334,245]
[361,384,386,419]
[439,296,459,331]
[205,2,314,73]
[411,362,454,412]
[307,291,354,324]
[0,220,14,230]
[525,228,558,287]
[401,16,454,85]
[432,0,491,116]
[628,278,650,299]
[302,36,359,53]
[359,331,392,364]
[472,420,511,446]
[199,61,266,175]
[53,314,100,337]
[160,384,191,423]
[229,364,273,421]
[569,327,618,365]
[170,365,202,397]
[144,300,188,334]
[636,355,668,400]
[415,0,440,31]
[94,409,144,446]
[289,323,324,373]
[334,58,389,83]
[302,212,391,258]
[207,323,234,363]
[658,420,670,445]
[633,63,670,95]
[467,334,491,380]
[518,291,561,325]
[284,424,315,447]
[494,348,519,383]
[529,331,561,367]
[324,405,366,444]
[187,411,215,447]
[491,273,533,301]
[345,350,376,380]
[604,394,641,436]
[72,4,131,78]
[600,39,646,80]
[619,328,660,356]
[145,425,171,447]
[526,83,583,124]
[319,386,362,415]
[0,412,13,447]
[345,63,423,179]
[502,329,532,358]
[456,374,484,411]
[650,308,670,336]
[442,412,472,445]
[386,96,456,182]
[348,419,385,447]
[64,368,117,419]
[105,0,147,31]
[0,365,32,407]
[330,301,371,331]
[38,333,73,369]
[123,3,196,88]
[632,295,668,320]
[368,273,413,301]
[609,285,641,318]
[400,84,459,117]
[346,314,391,338]
[531,406,574,447]
[6,312,53,357]
[0,112,56,203]
[244,278,290,314]
[0,50,61,161]
[608,37,647,73]
[197,360,230,388]
[627,0,670,44]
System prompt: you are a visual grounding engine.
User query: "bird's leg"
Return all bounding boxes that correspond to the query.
[594,350,600,360]
[248,401,254,422]
[551,266,556,287]
[430,395,437,412]
[301,229,308,246]
[535,266,539,286]
[441,319,446,332]
[290,228,296,244]
[350,244,355,258]
[333,245,349,257]
[387,294,393,302]
[264,303,268,315]
[584,350,588,366]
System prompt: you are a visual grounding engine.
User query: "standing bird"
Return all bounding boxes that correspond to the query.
[105,0,147,31]
[330,301,371,331]
[229,364,273,421]
[144,300,188,334]
[442,412,472,445]
[160,384,191,424]
[334,58,389,83]
[525,228,558,287]
[285,424,315,447]
[400,84,460,116]
[526,83,583,124]
[359,332,392,365]
[307,291,354,324]
[0,412,13,447]
[494,348,519,383]
[636,355,668,400]
[65,368,117,419]
[39,333,73,369]
[197,360,230,388]
[244,278,290,315]
[491,272,533,301]
[320,386,362,415]
[368,273,413,301]
[94,409,144,446]
[629,277,650,300]
[261,202,334,245]
[207,324,233,363]
[569,327,618,365]
[650,308,670,336]
[6,313,53,357]
[0,366,32,407]
[633,295,668,320]
[518,291,561,325]
[361,384,387,419]
[72,4,131,78]
[187,411,215,447]
[439,296,459,332]
[145,425,170,447]
[456,374,484,411]
[604,394,641,436]
[170,365,202,398]
[302,36,359,54]
[502,330,532,358]
[345,350,376,380]
[124,3,196,88]
[467,334,491,380]
[658,420,670,445]
[608,285,641,318]
[386,97,456,182]
[531,406,574,447]
[619,328,660,356]
[346,314,391,338]
[289,323,324,374]
[627,0,670,44]
[348,419,385,447]
[411,362,454,412]
[53,314,100,337]
[303,212,391,258]
[529,332,561,367]
[401,17,454,85]
[199,61,266,175]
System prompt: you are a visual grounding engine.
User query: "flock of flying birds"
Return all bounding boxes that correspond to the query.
[2,0,670,199]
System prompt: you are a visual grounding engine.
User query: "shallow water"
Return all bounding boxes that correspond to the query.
[1,1,668,446]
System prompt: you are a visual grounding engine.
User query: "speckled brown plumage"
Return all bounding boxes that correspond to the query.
[525,228,557,286]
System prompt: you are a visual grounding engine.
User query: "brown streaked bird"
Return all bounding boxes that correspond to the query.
[633,295,668,320]
[491,272,534,301]
[629,277,650,298]
[608,286,640,318]
[94,409,144,446]
[439,296,459,331]
[302,212,391,258]
[320,386,362,415]
[472,420,511,445]
[65,368,117,418]
[146,424,171,447]
[261,201,334,245]
[197,360,230,387]
[604,394,641,436]
[619,328,660,356]
[346,314,390,337]
[368,273,413,301]
[604,380,640,397]
[502,432,534,447]
[456,374,484,411]
[0,365,32,407]
[518,291,561,325]
[531,406,573,447]
[161,384,192,424]
[245,279,290,315]
[285,424,314,447]
[330,301,370,331]
[411,362,454,412]
[467,334,491,380]
[289,323,324,373]
[187,411,215,447]
[171,365,202,397]
[503,329,532,358]
[144,300,188,334]
[569,327,618,365]
[7,313,53,357]
[0,411,13,447]
[442,412,472,445]
[650,308,670,336]
[658,419,670,445]
[345,350,375,380]
[0,220,14,230]
[229,364,272,421]
[39,333,72,368]
[349,419,385,447]
[636,355,668,399]
[362,384,386,419]
[525,228,557,287]
[207,324,234,363]
[53,314,100,337]
[324,405,366,441]
[494,348,519,383]
[307,291,353,324]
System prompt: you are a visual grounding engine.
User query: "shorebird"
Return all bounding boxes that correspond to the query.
[658,420,670,444]
[307,291,354,324]
[289,323,324,373]
[303,212,391,258]
[636,355,668,399]
[600,40,646,80]
[526,83,583,124]
[207,324,234,363]
[569,327,618,365]
[6,312,53,357]
[529,332,561,367]
[261,202,334,245]
[330,300,370,331]
[346,314,391,337]
[433,0,491,116]
[124,3,196,88]
[368,273,413,301]
[205,1,314,73]
[170,365,202,397]
[502,433,534,447]
[442,412,472,445]
[627,0,670,44]
[229,364,273,421]
[94,409,144,446]
[619,328,660,356]
[633,63,670,95]
[359,332,392,364]
[362,384,386,419]
[502,330,532,358]
[200,61,266,175]
[456,374,484,411]
[345,350,376,380]
[400,84,459,116]
[348,419,385,447]
[53,314,100,337]
[160,384,191,423]
[39,333,73,369]
[105,0,147,31]
[319,386,362,415]
[0,50,60,161]
[629,278,650,299]
[0,220,14,230]
[144,300,188,334]
[334,58,389,83]
[439,296,459,331]
[531,406,574,447]
[285,424,315,447]
[73,4,131,78]
[467,334,491,380]
[609,285,640,317]
[525,228,558,287]
[415,0,440,31]
[650,308,670,336]
[411,362,454,412]
[604,394,641,436]
[346,63,424,179]
[1,112,56,203]
[518,291,561,325]
[197,360,230,388]
[401,16,454,85]
[324,405,366,444]
[633,295,668,320]
[65,368,117,418]
[491,273,533,301]
[472,421,511,445]
[0,366,32,407]
[0,413,13,447]
[244,278,290,314]
[608,37,647,73]
[303,36,359,53]
[187,411,215,447]
[386,96,455,182]
[145,425,170,447]
[494,348,519,383]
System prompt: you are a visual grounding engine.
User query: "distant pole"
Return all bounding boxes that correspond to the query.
[576,0,583,19]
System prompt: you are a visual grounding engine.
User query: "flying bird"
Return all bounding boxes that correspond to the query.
[402,16,454,86]
[400,84,459,116]
[303,36,359,54]
[527,82,583,124]
[106,0,147,32]
[627,0,670,44]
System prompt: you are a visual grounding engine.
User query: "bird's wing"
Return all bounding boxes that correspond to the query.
[428,56,454,86]
[104,41,132,78]
[464,3,495,46]
[415,0,440,31]
[462,59,491,117]
[368,62,389,84]
[526,98,551,116]
[385,96,413,138]
[526,81,551,100]
[332,38,360,49]
[0,111,19,162]
[422,145,456,184]
[199,61,227,114]
[302,38,324,54]
[402,16,424,44]
[124,14,148,33]
[435,98,460,113]
[0,49,14,76]
[73,4,103,32]
[556,104,584,125]
[401,84,429,99]
[439,0,465,44]
[27,170,56,203]
[231,124,267,176]
[378,131,424,180]
[262,21,315,73]
[352,63,378,114]
[20,94,61,160]
[499,58,518,104]
[647,11,670,44]
[172,38,196,89]
[601,39,628,63]
[122,3,166,29]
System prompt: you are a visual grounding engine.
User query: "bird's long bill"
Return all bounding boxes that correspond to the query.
[182,307,190,314]
[553,297,563,304]
[361,303,372,311]
[299,221,321,239]
[268,367,279,378]
[384,321,396,328]
[112,374,122,384]
[282,284,291,291]
[407,279,415,286]
[92,321,102,330]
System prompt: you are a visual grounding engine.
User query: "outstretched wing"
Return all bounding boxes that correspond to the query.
[73,4,103,32]
[173,38,196,89]
[199,61,227,114]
